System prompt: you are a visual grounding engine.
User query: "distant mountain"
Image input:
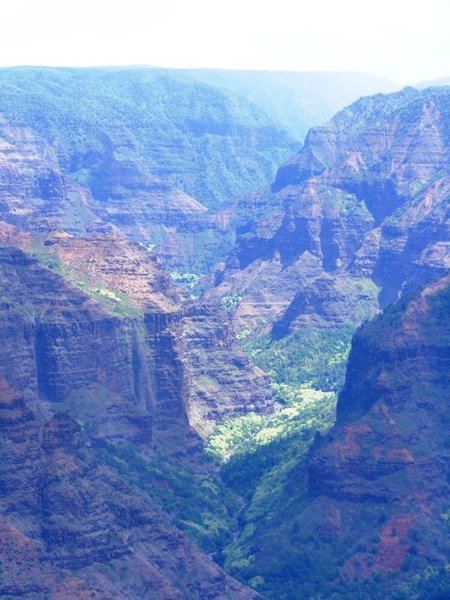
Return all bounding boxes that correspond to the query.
[185,69,398,139]
[416,76,450,88]
[0,66,299,210]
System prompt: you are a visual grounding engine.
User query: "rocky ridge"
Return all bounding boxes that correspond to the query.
[0,111,226,271]
[209,86,450,338]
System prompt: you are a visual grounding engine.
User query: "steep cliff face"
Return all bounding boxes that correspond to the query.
[0,227,272,595]
[224,276,450,598]
[0,380,259,599]
[0,112,228,271]
[180,303,272,438]
[0,115,95,233]
[0,244,179,448]
[311,275,450,495]
[210,87,450,336]
[0,234,272,447]
[306,276,450,590]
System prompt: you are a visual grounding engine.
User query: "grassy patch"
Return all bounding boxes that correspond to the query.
[220,294,243,312]
[27,242,142,318]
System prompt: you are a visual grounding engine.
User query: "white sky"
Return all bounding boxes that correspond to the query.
[1,0,449,84]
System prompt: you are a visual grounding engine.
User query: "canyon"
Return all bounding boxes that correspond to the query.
[223,275,450,598]
[0,68,448,598]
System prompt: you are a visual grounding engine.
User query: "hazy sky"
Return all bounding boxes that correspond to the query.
[1,0,448,84]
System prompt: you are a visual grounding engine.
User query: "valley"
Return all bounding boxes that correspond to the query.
[0,67,448,599]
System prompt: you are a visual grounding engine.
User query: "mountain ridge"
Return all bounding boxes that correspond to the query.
[209,85,449,339]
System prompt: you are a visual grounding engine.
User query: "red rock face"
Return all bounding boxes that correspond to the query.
[0,227,271,596]
[44,231,185,313]
[209,87,450,335]
[230,276,449,596]
[340,515,415,581]
[0,235,272,446]
[0,380,259,599]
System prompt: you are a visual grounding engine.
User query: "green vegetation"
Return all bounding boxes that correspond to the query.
[95,444,240,555]
[198,325,353,593]
[198,386,338,597]
[206,388,335,465]
[200,335,339,591]
[169,271,202,290]
[205,413,266,462]
[220,294,243,312]
[219,388,336,498]
[245,325,354,392]
[200,383,337,593]
[0,66,298,209]
[393,564,450,599]
[218,390,337,596]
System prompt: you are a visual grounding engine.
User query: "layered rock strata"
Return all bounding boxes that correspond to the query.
[0,380,259,599]
[209,87,450,336]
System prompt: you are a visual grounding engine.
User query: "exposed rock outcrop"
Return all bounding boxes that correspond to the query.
[0,380,259,599]
[209,87,450,336]
[0,236,272,449]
